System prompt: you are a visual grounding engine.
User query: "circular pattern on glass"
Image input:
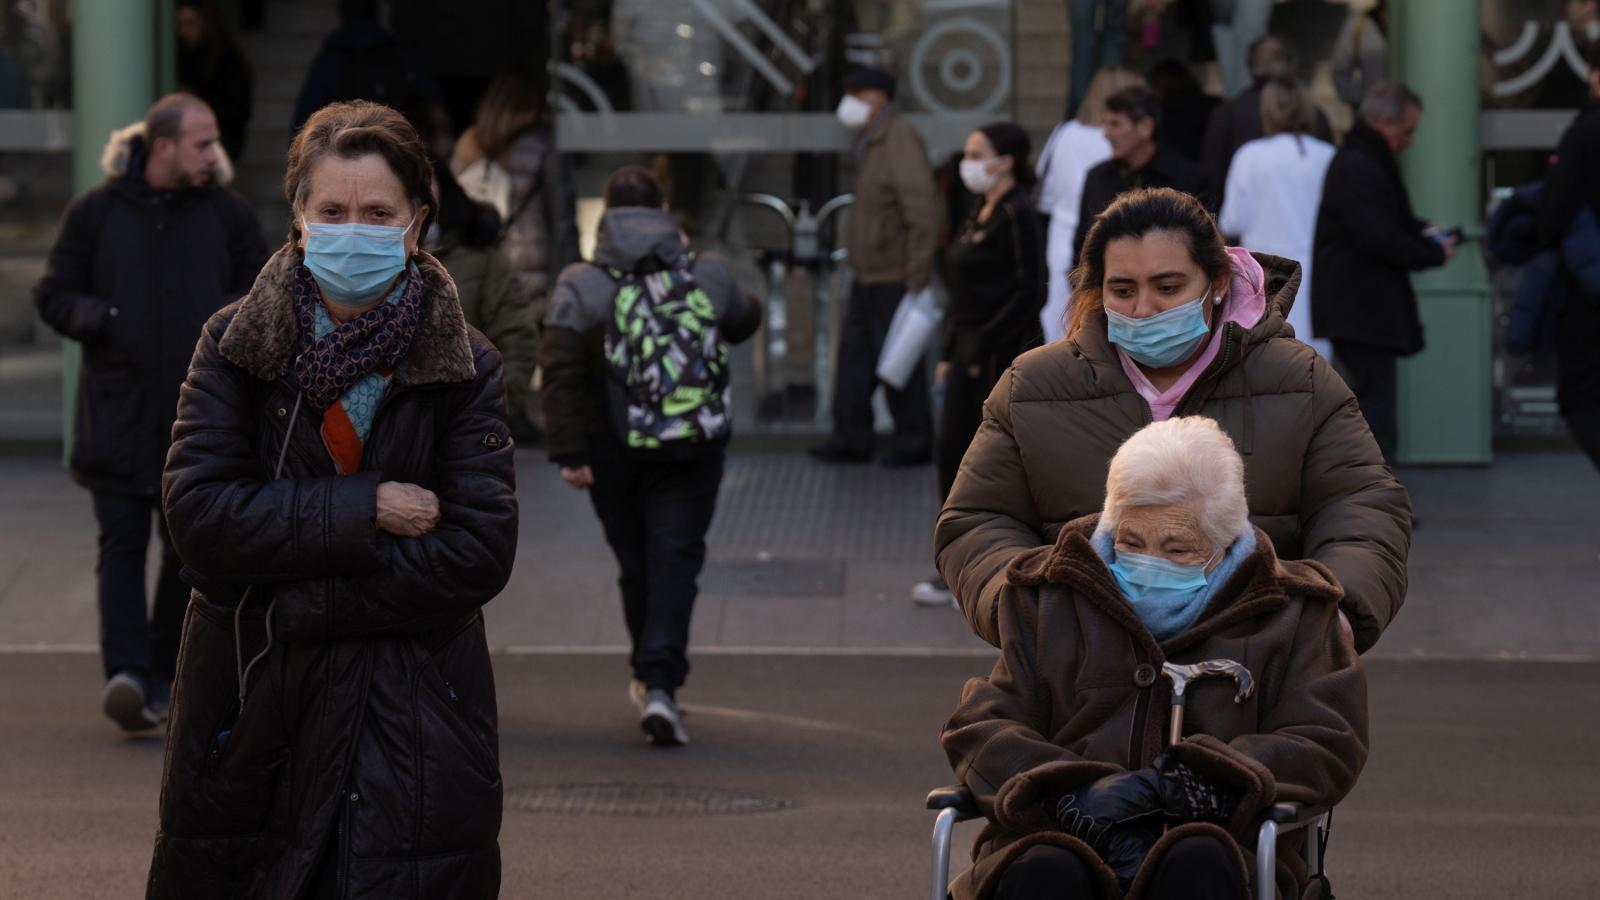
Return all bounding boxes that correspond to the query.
[909,17,1012,115]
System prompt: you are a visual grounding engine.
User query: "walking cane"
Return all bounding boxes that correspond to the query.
[1160,660,1255,745]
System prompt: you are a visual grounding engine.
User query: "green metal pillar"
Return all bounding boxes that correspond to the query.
[1390,0,1493,464]
[64,0,159,458]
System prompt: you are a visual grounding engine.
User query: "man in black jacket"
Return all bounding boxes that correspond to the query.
[1073,85,1211,260]
[1311,81,1455,462]
[33,93,267,732]
[1537,38,1600,470]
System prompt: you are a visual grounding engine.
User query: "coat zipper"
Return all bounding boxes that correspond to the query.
[1174,323,1240,418]
[338,789,357,900]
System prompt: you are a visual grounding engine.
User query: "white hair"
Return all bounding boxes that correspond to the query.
[1101,417,1250,551]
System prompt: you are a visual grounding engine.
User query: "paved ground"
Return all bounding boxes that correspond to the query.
[2,447,1598,898]
[3,447,1598,659]
[2,652,1598,899]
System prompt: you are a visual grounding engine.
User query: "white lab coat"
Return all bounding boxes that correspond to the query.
[1035,120,1111,343]
[1218,133,1336,360]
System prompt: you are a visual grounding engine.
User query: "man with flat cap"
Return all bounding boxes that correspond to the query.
[810,66,937,467]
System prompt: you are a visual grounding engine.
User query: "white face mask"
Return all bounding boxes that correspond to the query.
[960,158,1001,195]
[836,94,874,130]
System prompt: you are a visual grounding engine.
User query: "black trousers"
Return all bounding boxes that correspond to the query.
[937,357,1005,502]
[1557,290,1600,471]
[1332,341,1400,463]
[587,442,724,693]
[995,836,1247,900]
[829,281,934,456]
[91,490,187,682]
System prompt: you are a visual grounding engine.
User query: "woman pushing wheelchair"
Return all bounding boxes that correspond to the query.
[941,417,1367,900]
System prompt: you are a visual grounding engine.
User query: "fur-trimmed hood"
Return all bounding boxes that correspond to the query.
[101,121,236,187]
[217,244,476,386]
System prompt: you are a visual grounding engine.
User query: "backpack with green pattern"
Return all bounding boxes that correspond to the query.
[602,254,731,456]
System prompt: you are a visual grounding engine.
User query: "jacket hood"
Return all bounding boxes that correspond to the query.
[217,244,476,386]
[593,207,686,271]
[1005,513,1343,656]
[100,121,235,188]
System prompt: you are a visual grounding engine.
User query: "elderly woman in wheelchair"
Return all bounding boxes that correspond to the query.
[939,417,1368,900]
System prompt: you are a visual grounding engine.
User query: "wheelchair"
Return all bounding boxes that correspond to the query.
[925,785,1331,900]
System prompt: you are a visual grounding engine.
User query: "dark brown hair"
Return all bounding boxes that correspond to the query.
[977,121,1035,191]
[603,165,664,210]
[1067,188,1231,339]
[284,101,434,241]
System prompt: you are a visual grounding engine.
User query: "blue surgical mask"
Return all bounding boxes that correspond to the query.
[301,214,415,306]
[1110,548,1220,641]
[1106,291,1214,368]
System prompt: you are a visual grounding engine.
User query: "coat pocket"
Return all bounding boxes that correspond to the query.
[160,599,290,837]
[412,619,502,854]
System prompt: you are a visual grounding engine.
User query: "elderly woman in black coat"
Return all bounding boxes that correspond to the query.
[150,101,518,899]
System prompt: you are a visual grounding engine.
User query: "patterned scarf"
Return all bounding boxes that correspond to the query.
[292,262,422,409]
[292,264,423,472]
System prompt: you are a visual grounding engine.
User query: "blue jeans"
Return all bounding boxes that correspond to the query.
[91,491,187,682]
[587,442,724,693]
[1068,0,1129,117]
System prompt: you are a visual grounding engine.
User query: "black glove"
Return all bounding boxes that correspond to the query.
[1050,769,1166,888]
[1051,768,1165,846]
[1155,754,1239,826]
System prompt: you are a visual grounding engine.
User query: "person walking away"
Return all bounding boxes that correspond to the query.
[809,67,938,467]
[453,69,581,438]
[151,101,518,897]
[175,0,254,162]
[1036,66,1144,343]
[1065,0,1129,118]
[912,123,1046,608]
[425,158,538,435]
[1145,58,1219,165]
[1219,76,1335,359]
[1312,80,1457,463]
[1209,0,1273,97]
[32,93,267,733]
[937,187,1411,658]
[1073,84,1211,261]
[1331,0,1389,112]
[1201,35,1333,198]
[291,0,449,137]
[1536,38,1600,470]
[542,166,760,746]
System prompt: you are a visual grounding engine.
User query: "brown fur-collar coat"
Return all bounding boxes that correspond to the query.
[152,244,517,899]
[941,515,1368,900]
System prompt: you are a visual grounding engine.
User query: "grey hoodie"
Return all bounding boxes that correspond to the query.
[545,207,750,333]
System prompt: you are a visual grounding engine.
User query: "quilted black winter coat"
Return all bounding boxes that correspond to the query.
[150,246,518,899]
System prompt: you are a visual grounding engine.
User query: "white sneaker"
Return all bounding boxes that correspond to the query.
[640,689,689,747]
[102,672,160,733]
[627,678,648,713]
[911,577,955,608]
